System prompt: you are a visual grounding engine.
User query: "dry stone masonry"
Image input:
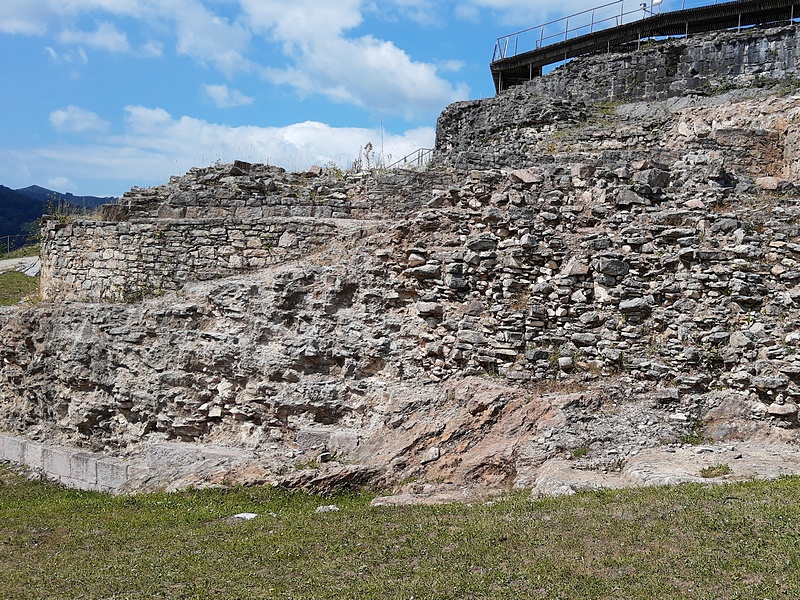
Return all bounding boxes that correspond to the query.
[4,23,800,497]
[41,164,450,302]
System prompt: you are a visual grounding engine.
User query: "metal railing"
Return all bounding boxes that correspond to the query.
[1,234,37,257]
[493,0,725,61]
[387,148,434,170]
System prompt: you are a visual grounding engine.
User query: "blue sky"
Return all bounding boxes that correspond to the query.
[0,0,688,197]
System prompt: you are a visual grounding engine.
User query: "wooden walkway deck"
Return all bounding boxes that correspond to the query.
[491,0,800,92]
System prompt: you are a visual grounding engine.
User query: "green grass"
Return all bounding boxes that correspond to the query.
[0,272,38,306]
[700,463,733,478]
[2,465,800,599]
[0,244,40,260]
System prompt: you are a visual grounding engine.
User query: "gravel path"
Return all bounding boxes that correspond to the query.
[0,257,41,276]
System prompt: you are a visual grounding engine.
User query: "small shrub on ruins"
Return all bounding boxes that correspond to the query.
[569,446,589,459]
[595,100,620,117]
[324,162,346,179]
[700,463,732,478]
[682,424,713,446]
[111,283,163,304]
[44,196,94,224]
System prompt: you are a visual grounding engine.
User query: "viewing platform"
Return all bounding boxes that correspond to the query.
[491,0,800,92]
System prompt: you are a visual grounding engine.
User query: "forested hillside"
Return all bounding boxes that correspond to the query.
[0,185,115,252]
[16,185,114,209]
[0,186,41,249]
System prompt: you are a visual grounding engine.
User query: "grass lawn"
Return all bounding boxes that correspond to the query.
[0,272,38,306]
[0,244,40,260]
[2,465,800,599]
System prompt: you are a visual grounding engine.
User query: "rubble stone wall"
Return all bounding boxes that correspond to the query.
[530,24,800,103]
[40,163,453,302]
[5,25,800,494]
[111,164,450,222]
[438,24,800,172]
[41,217,341,302]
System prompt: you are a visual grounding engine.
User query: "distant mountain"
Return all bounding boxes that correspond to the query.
[1,185,117,252]
[15,185,116,209]
[0,186,43,247]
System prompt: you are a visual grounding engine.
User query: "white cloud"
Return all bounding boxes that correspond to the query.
[241,0,363,39]
[241,0,468,118]
[50,106,110,133]
[203,84,254,108]
[2,0,249,73]
[3,0,469,116]
[122,106,173,136]
[59,21,131,52]
[173,4,252,75]
[112,105,434,170]
[266,35,469,118]
[438,59,465,73]
[383,0,441,26]
[7,106,434,194]
[0,0,145,36]
[0,1,53,35]
[140,40,163,57]
[46,45,88,63]
[47,176,75,190]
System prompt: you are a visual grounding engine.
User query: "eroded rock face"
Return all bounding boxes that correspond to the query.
[4,26,800,497]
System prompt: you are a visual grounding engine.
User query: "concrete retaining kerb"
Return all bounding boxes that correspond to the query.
[70,452,98,486]
[1,431,139,493]
[0,434,25,463]
[43,446,73,479]
[96,457,130,491]
[22,440,44,470]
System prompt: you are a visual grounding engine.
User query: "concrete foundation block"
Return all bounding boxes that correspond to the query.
[97,458,129,491]
[70,452,98,486]
[0,434,25,463]
[43,447,73,478]
[23,441,44,470]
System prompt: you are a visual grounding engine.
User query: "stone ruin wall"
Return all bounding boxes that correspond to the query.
[438,24,800,174]
[40,164,453,302]
[4,24,800,493]
[43,25,800,304]
[530,23,800,103]
[40,217,341,302]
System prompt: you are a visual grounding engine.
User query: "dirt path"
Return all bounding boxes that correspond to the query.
[0,257,40,276]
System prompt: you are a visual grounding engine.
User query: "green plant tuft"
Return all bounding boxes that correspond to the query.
[700,463,733,478]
